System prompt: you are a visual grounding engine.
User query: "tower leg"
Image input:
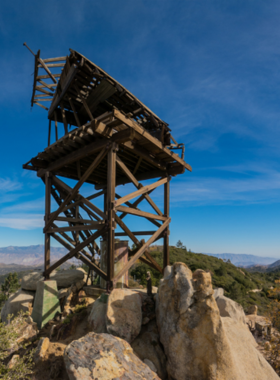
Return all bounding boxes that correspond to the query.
[163,179,170,269]
[106,144,117,290]
[44,172,51,280]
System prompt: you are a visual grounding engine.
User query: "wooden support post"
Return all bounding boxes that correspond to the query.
[164,179,170,269]
[107,144,117,289]
[44,172,51,279]
[54,111,58,141]
[48,119,51,146]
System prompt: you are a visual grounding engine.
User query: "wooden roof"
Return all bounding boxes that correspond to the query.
[24,48,192,185]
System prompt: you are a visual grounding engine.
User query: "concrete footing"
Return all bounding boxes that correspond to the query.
[31,280,61,329]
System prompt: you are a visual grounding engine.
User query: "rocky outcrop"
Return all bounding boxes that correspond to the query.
[34,337,49,363]
[21,270,84,291]
[106,288,142,343]
[1,289,35,324]
[216,295,246,324]
[88,295,108,333]
[131,319,168,380]
[247,304,258,315]
[64,332,160,380]
[156,262,279,380]
[213,287,224,298]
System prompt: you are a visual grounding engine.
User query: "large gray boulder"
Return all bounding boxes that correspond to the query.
[106,288,142,343]
[216,295,246,324]
[64,332,160,380]
[1,289,35,324]
[21,272,44,291]
[156,262,279,380]
[21,270,84,291]
[131,319,168,380]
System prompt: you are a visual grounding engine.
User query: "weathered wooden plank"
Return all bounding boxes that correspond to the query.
[37,128,134,177]
[38,63,65,68]
[48,64,79,117]
[115,231,156,236]
[116,205,168,221]
[116,155,163,216]
[44,172,51,279]
[115,177,168,207]
[115,215,139,245]
[107,145,116,283]
[164,180,170,268]
[43,147,109,233]
[42,56,67,63]
[38,57,57,83]
[44,227,106,276]
[113,110,192,172]
[112,218,170,283]
[34,101,48,110]
[47,223,103,233]
[76,252,107,281]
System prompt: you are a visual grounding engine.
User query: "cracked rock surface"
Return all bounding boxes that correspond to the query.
[64,332,160,380]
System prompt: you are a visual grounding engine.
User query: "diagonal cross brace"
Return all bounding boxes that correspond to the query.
[44,146,109,233]
[113,218,170,283]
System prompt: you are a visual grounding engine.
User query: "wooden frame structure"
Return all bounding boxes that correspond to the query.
[23,45,192,290]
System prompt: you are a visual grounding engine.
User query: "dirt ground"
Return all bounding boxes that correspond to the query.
[31,303,94,380]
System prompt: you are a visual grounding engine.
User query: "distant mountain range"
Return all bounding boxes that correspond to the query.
[0,245,279,272]
[0,245,68,266]
[203,253,278,267]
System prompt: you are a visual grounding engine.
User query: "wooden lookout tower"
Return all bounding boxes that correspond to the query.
[23,45,192,291]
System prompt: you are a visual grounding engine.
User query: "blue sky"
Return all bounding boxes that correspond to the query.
[1,0,280,257]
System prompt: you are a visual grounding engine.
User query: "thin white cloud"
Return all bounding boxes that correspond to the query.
[0,178,22,192]
[0,214,44,230]
[170,163,280,205]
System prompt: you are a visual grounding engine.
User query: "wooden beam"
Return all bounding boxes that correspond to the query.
[48,119,51,146]
[115,215,140,246]
[115,231,156,236]
[138,255,163,272]
[46,223,103,233]
[113,109,192,172]
[164,180,170,268]
[54,216,98,224]
[116,206,167,221]
[143,249,163,274]
[116,155,163,215]
[115,177,168,207]
[48,64,78,117]
[60,104,68,135]
[44,227,106,276]
[117,191,162,228]
[113,218,170,283]
[107,144,116,283]
[37,128,134,177]
[44,173,51,280]
[133,157,142,175]
[86,191,105,201]
[38,57,57,83]
[76,252,107,281]
[68,96,81,128]
[82,198,106,220]
[44,147,109,233]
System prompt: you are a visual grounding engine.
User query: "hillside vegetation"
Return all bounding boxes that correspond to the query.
[131,247,280,314]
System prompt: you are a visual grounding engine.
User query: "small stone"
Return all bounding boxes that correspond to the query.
[7,354,19,369]
[144,359,157,373]
[26,316,33,324]
[34,337,50,363]
[142,317,150,325]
